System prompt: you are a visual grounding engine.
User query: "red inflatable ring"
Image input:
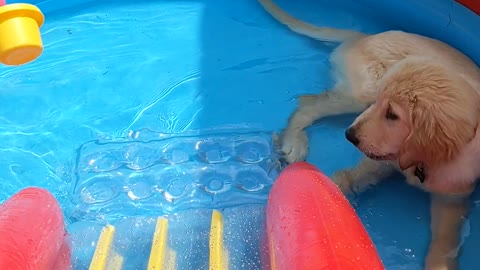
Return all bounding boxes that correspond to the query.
[0,187,70,270]
[266,162,384,270]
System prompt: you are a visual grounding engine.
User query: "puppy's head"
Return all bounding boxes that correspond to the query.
[346,59,479,170]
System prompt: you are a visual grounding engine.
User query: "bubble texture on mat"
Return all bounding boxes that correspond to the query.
[71,130,281,222]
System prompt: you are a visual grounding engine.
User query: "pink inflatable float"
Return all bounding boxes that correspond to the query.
[0,187,70,270]
[266,162,384,270]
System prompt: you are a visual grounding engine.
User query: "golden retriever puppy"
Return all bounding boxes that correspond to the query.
[258,0,480,269]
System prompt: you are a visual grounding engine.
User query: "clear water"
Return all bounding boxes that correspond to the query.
[1,0,480,269]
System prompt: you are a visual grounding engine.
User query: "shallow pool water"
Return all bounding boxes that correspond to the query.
[1,0,480,269]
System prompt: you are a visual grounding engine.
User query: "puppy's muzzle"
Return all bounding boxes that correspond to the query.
[345,127,360,146]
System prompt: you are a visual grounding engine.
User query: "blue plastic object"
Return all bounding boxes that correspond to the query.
[0,0,479,269]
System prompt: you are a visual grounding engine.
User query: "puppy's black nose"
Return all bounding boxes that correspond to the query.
[345,128,359,146]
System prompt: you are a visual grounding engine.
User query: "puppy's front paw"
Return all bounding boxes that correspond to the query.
[331,170,354,194]
[425,244,459,270]
[425,257,457,270]
[277,129,308,164]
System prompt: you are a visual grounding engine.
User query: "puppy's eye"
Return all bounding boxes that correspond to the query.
[386,105,399,120]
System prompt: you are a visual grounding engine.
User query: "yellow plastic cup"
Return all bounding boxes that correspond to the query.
[0,3,44,66]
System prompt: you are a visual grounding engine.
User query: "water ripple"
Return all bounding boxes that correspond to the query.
[119,71,203,136]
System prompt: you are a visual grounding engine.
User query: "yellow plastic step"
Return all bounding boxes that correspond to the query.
[209,210,228,270]
[89,224,124,270]
[148,217,178,270]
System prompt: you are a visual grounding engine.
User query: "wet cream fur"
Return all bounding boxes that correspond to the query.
[259,0,480,269]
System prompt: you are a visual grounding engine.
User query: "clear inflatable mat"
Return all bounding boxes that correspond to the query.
[70,129,282,222]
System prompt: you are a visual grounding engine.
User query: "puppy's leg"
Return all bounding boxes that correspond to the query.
[331,157,395,194]
[279,90,367,163]
[425,194,469,270]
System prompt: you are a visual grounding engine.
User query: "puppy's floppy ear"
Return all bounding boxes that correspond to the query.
[398,141,420,170]
[380,59,480,170]
[398,88,478,170]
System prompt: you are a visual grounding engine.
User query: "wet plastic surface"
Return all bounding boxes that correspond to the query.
[71,129,280,222]
[0,187,69,270]
[0,0,479,269]
[69,205,267,269]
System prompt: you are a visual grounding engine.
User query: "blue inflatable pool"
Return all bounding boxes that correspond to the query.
[0,0,479,269]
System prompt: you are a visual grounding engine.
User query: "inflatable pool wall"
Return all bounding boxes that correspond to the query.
[456,0,480,15]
